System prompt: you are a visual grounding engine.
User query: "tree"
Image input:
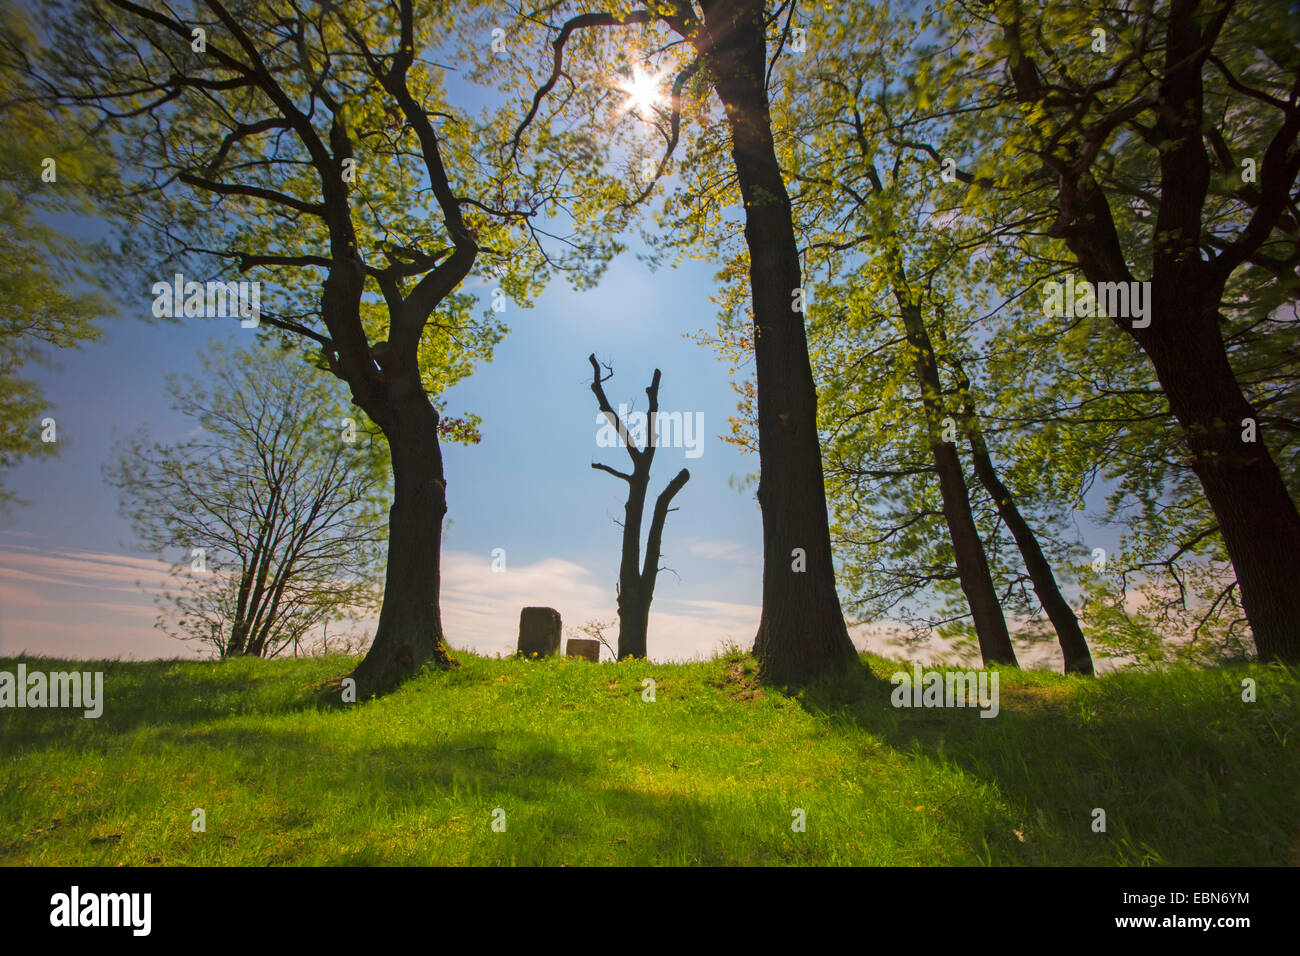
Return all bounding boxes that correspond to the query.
[949,347,1094,674]
[107,339,388,658]
[33,0,623,694]
[589,353,690,659]
[740,0,1300,671]
[507,0,859,683]
[778,3,1092,672]
[0,1,111,507]
[958,0,1300,662]
[685,3,1087,669]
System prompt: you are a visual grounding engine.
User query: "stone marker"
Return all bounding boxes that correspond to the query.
[566,638,600,662]
[517,606,562,658]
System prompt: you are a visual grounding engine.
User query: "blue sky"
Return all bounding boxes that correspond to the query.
[0,7,1116,670]
[0,235,792,662]
[0,236,1100,669]
[0,11,787,665]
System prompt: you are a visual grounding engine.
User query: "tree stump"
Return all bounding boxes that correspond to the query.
[566,638,600,662]
[517,607,562,658]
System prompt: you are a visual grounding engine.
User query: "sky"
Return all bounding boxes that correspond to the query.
[2,242,777,660]
[0,236,1092,670]
[0,7,1111,671]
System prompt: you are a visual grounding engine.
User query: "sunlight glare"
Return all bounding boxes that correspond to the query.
[618,64,666,115]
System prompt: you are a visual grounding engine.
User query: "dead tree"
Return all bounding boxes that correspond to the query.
[589,353,690,660]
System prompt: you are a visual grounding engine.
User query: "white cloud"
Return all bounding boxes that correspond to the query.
[0,544,756,663]
[0,543,1090,672]
[0,544,177,659]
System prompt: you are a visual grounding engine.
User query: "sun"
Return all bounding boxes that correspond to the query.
[618,64,666,115]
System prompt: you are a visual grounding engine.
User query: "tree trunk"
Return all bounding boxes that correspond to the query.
[624,466,691,659]
[615,470,650,659]
[967,434,1094,674]
[589,357,689,660]
[950,358,1094,675]
[618,593,651,660]
[1142,301,1300,663]
[227,564,254,658]
[698,0,858,684]
[229,484,281,657]
[1142,1,1300,664]
[1056,178,1300,665]
[1002,0,1300,664]
[349,388,455,696]
[897,302,1018,667]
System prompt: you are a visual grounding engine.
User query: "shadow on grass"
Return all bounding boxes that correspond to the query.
[0,657,344,749]
[792,659,1299,864]
[84,724,723,865]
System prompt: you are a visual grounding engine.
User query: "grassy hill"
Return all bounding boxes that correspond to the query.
[1,651,1296,865]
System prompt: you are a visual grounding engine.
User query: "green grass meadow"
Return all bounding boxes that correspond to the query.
[1,651,1296,865]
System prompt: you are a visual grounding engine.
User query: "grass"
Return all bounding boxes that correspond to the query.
[1,650,1296,865]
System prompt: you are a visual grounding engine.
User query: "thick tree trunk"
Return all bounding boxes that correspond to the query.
[698,0,857,683]
[1057,179,1300,664]
[1004,0,1300,664]
[1063,230,1300,662]
[897,302,1018,667]
[1143,1,1300,664]
[1142,303,1300,663]
[349,389,455,696]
